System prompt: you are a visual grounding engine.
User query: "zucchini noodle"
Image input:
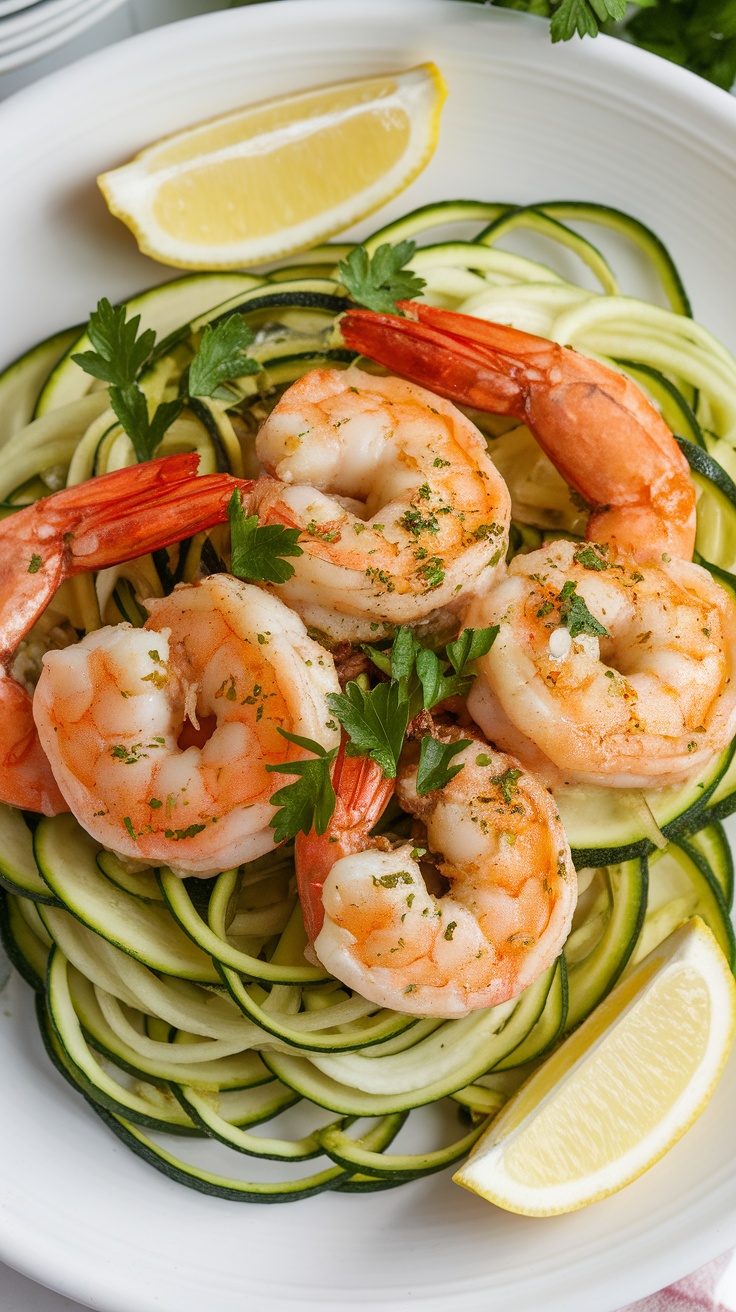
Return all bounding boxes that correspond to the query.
[1,198,736,1200]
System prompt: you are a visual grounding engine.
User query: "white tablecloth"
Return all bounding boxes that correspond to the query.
[1,1,735,1306]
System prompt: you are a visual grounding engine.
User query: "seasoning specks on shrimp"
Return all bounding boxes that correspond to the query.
[297,729,575,1019]
[249,365,511,641]
[33,575,340,874]
[465,539,736,789]
[0,454,244,817]
[340,300,736,789]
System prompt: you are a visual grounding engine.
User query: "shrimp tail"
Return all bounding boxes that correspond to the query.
[0,677,67,815]
[341,301,696,561]
[0,454,252,662]
[49,454,249,574]
[0,455,252,816]
[295,739,394,943]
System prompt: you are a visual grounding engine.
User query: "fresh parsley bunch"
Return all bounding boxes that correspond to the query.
[328,623,498,796]
[338,240,426,315]
[73,302,261,464]
[480,0,736,88]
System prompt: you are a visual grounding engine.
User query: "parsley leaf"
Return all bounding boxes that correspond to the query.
[416,736,471,796]
[266,729,338,843]
[74,300,183,463]
[188,316,260,397]
[550,0,625,41]
[445,625,499,675]
[627,0,736,90]
[72,298,155,388]
[326,681,411,779]
[228,490,303,584]
[338,240,426,315]
[573,544,608,572]
[558,580,609,639]
[492,767,523,804]
[333,624,498,784]
[472,0,733,88]
[109,386,183,465]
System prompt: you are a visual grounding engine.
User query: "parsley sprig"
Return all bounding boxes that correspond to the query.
[73,298,155,386]
[327,623,498,780]
[188,317,261,397]
[73,302,261,464]
[267,624,498,839]
[416,736,471,795]
[73,299,181,464]
[550,0,625,41]
[338,240,426,315]
[109,388,183,465]
[228,490,304,585]
[266,730,337,844]
[558,580,609,639]
[471,0,734,90]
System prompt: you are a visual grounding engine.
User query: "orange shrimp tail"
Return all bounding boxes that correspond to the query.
[0,455,253,815]
[341,305,524,416]
[0,675,67,815]
[342,302,696,561]
[0,455,253,660]
[295,739,394,943]
[64,455,251,572]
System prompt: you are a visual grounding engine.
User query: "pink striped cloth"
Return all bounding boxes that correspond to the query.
[624,1254,732,1311]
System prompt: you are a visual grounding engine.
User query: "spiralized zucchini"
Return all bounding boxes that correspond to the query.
[2,198,736,1199]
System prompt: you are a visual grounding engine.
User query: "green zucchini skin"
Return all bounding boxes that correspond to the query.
[565,857,648,1033]
[558,738,735,869]
[683,822,734,908]
[0,325,80,447]
[3,192,735,1209]
[0,890,47,993]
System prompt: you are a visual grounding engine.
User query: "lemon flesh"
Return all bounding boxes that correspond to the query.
[98,66,446,269]
[454,918,736,1216]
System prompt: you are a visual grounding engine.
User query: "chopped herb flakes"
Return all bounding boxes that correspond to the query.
[573,544,608,571]
[558,580,608,639]
[372,871,414,888]
[492,767,523,804]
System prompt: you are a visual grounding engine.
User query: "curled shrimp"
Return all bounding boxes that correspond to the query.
[295,729,575,1018]
[0,454,244,816]
[464,539,736,788]
[341,302,736,788]
[33,575,341,874]
[340,302,696,561]
[248,364,511,641]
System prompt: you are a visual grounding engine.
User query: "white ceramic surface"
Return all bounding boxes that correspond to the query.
[0,0,46,19]
[0,0,127,69]
[2,3,736,1310]
[0,0,46,18]
[0,0,102,43]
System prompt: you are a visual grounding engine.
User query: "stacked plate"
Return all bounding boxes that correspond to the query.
[0,0,129,72]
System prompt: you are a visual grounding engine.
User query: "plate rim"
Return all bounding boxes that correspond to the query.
[1,3,736,1310]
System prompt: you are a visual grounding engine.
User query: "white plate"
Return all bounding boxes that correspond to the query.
[0,0,46,18]
[0,0,127,69]
[0,0,91,41]
[1,3,736,1310]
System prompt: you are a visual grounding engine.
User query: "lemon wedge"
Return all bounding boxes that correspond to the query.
[98,65,446,270]
[454,918,736,1216]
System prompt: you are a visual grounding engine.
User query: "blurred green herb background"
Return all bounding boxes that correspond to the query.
[230,0,736,91]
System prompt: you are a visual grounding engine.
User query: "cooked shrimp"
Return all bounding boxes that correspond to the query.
[340,302,736,788]
[296,728,575,1018]
[340,302,696,561]
[0,454,244,816]
[33,575,341,873]
[248,364,511,641]
[464,539,736,788]
[295,741,395,946]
